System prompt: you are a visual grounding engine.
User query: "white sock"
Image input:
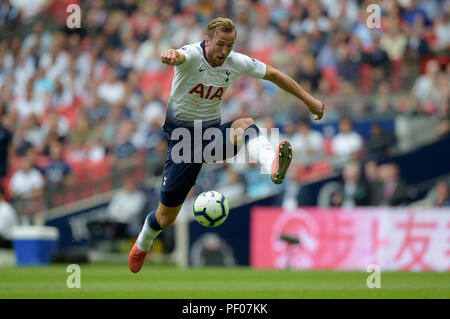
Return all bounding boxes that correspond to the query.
[246,134,276,174]
[136,222,163,252]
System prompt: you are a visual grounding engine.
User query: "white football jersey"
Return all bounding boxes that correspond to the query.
[166,41,266,127]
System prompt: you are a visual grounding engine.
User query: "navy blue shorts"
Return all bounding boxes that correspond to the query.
[159,119,239,207]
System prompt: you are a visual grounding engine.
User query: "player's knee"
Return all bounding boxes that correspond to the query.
[230,118,255,146]
[233,117,254,131]
[241,117,255,130]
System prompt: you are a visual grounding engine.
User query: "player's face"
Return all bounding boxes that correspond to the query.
[205,30,235,67]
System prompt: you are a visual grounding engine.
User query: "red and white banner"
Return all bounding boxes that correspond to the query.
[250,207,450,271]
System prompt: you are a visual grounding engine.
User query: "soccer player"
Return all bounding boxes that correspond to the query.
[129,17,324,273]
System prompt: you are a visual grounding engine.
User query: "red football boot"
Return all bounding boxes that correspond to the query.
[271,140,292,184]
[128,241,148,273]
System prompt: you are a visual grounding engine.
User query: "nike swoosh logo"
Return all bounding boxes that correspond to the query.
[199,68,205,72]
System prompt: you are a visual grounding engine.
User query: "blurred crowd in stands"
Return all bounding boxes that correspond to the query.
[0,0,449,231]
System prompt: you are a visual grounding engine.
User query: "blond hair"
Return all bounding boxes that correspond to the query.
[207,17,236,38]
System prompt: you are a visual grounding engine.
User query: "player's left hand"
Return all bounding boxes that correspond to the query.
[306,98,324,120]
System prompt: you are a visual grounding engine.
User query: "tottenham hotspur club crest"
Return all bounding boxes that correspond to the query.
[225,70,231,82]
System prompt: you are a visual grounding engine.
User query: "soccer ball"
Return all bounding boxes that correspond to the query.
[193,191,229,227]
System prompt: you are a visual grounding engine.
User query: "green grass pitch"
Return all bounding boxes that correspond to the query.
[0,264,449,299]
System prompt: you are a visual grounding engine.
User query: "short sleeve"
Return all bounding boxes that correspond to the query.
[233,52,267,79]
[176,44,199,67]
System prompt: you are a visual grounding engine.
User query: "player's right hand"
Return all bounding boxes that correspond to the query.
[306,98,325,121]
[161,49,178,66]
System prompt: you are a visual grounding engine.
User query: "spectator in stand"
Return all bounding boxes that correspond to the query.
[143,117,165,152]
[88,176,146,251]
[276,16,296,43]
[232,4,251,51]
[85,0,108,33]
[12,124,33,157]
[41,109,70,143]
[336,40,360,91]
[405,11,431,60]
[366,124,396,161]
[65,137,88,164]
[112,120,139,171]
[215,165,247,201]
[22,113,47,153]
[43,140,75,190]
[371,81,398,118]
[290,118,324,165]
[316,31,340,72]
[134,23,172,72]
[21,22,52,57]
[248,8,279,52]
[437,92,450,137]
[9,0,50,19]
[32,67,55,103]
[172,12,203,49]
[351,5,382,53]
[372,163,409,206]
[331,117,363,162]
[120,28,140,75]
[0,0,20,35]
[140,88,165,132]
[432,180,450,207]
[9,150,45,200]
[86,135,108,163]
[401,0,430,27]
[0,116,13,184]
[339,161,371,207]
[107,176,146,238]
[49,77,74,110]
[364,159,379,183]
[288,1,307,37]
[0,186,18,248]
[85,94,109,127]
[146,138,167,177]
[433,12,450,51]
[112,0,138,17]
[280,120,296,144]
[13,79,45,121]
[100,103,126,150]
[329,189,344,207]
[70,111,92,147]
[352,5,389,79]
[301,1,331,36]
[412,59,444,110]
[295,53,321,92]
[363,159,383,205]
[379,16,408,62]
[243,162,279,199]
[320,0,358,31]
[97,68,125,106]
[213,0,231,18]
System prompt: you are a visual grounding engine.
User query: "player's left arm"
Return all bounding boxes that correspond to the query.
[263,64,324,120]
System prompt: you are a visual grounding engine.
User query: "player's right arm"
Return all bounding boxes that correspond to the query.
[263,64,324,120]
[161,49,186,66]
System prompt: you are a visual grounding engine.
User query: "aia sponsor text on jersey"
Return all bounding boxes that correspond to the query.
[189,83,224,100]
